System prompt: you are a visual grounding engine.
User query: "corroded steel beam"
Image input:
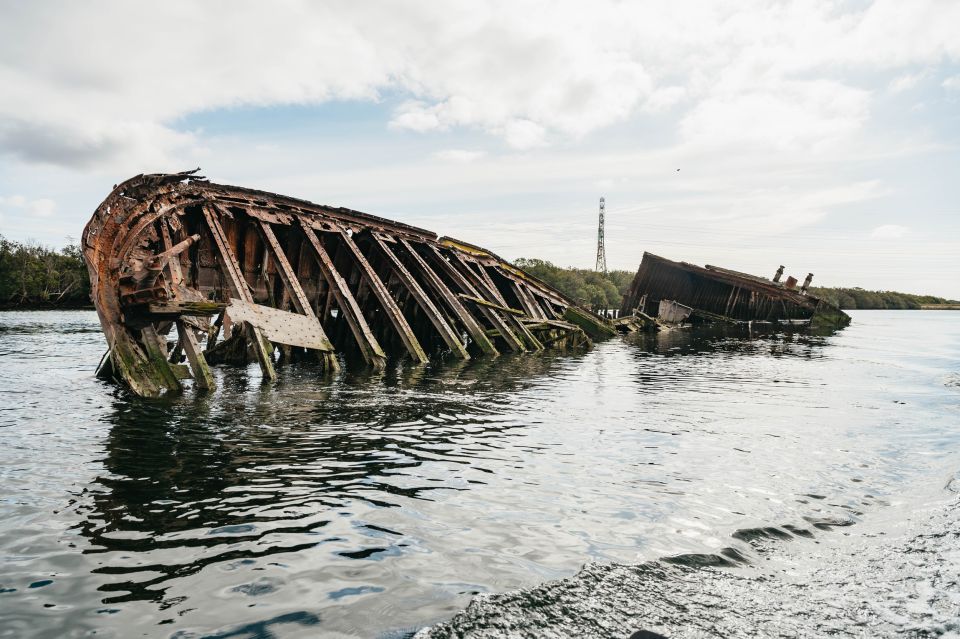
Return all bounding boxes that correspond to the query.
[82,170,608,397]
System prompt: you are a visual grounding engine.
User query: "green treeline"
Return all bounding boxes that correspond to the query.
[514,258,633,309]
[808,287,958,310]
[0,238,954,312]
[0,235,91,308]
[514,257,959,311]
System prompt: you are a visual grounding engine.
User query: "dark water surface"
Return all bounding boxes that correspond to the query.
[1,310,958,638]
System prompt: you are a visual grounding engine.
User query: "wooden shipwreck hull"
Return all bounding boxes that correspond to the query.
[620,252,850,331]
[82,170,609,397]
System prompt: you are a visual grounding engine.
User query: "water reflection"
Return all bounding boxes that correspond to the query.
[73,351,578,617]
[2,311,958,639]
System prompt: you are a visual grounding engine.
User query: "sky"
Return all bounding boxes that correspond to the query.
[1,0,958,297]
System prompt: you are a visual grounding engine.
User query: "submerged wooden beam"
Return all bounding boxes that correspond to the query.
[400,239,499,356]
[203,207,277,381]
[337,227,429,364]
[371,234,469,359]
[450,254,542,351]
[176,319,215,390]
[299,221,387,368]
[427,246,525,353]
[257,219,338,370]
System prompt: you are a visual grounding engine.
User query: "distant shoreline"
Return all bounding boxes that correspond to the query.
[0,302,94,311]
[0,305,953,313]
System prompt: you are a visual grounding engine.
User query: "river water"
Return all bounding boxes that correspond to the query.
[0,310,957,638]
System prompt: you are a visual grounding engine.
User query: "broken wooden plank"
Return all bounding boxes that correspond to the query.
[226,298,336,351]
[427,246,525,353]
[159,218,184,288]
[338,227,428,363]
[176,319,215,390]
[139,325,182,392]
[257,221,315,319]
[145,301,227,316]
[299,221,387,367]
[202,207,277,381]
[562,305,616,340]
[458,294,524,316]
[256,218,337,375]
[449,253,543,351]
[512,280,546,320]
[399,239,499,357]
[371,233,469,359]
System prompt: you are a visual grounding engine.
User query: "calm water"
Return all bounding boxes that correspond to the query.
[1,310,958,638]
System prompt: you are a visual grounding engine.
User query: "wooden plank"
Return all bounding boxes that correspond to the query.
[399,239,498,356]
[159,218,183,287]
[563,305,616,339]
[176,319,215,389]
[139,325,182,392]
[202,207,277,381]
[256,220,335,358]
[473,262,510,307]
[299,220,387,367]
[338,227,428,363]
[146,301,226,316]
[427,247,525,353]
[257,222,313,317]
[457,294,524,316]
[170,363,193,380]
[512,279,545,320]
[449,253,543,350]
[371,234,469,359]
[227,298,336,350]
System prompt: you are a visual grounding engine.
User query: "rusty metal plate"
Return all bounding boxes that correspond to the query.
[226,298,334,351]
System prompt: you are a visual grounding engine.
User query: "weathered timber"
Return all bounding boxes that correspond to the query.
[82,170,599,397]
[452,255,544,351]
[203,206,277,381]
[620,252,851,331]
[337,227,429,363]
[227,298,335,351]
[371,234,469,359]
[256,220,338,371]
[398,239,499,357]
[563,305,617,340]
[145,301,227,316]
[299,221,387,368]
[429,247,526,353]
[176,319,214,390]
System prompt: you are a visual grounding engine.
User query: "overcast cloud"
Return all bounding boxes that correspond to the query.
[0,0,958,295]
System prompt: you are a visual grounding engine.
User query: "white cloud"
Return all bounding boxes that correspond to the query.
[870,224,909,239]
[643,86,687,113]
[888,72,924,93]
[501,119,547,150]
[943,75,960,91]
[28,198,56,218]
[433,149,486,163]
[1,1,959,170]
[391,101,447,133]
[679,81,870,151]
[0,195,57,218]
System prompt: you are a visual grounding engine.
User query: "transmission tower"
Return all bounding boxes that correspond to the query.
[595,197,607,273]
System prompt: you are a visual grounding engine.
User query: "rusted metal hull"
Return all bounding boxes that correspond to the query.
[82,170,605,397]
[620,252,850,331]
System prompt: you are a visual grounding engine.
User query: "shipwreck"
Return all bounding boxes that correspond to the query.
[82,170,611,397]
[619,252,850,331]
